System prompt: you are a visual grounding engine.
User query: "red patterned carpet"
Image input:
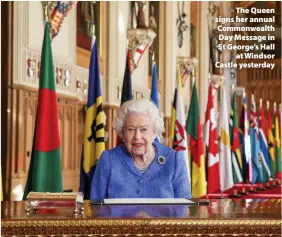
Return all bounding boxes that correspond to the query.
[243,185,281,199]
[207,183,282,199]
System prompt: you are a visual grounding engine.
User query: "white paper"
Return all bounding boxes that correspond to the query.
[103,198,195,205]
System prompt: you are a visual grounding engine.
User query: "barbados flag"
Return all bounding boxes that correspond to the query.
[79,36,105,199]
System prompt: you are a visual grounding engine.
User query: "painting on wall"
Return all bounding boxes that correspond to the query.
[190,1,199,59]
[76,1,100,51]
[148,1,160,77]
[190,24,196,58]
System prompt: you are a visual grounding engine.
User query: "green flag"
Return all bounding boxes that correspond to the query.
[230,93,243,184]
[23,23,63,199]
[186,83,206,198]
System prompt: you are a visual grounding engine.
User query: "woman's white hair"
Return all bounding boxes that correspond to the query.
[113,99,164,138]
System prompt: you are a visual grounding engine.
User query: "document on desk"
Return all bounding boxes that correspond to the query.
[91,198,197,205]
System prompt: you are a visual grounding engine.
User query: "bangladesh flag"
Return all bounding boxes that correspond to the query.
[23,23,63,199]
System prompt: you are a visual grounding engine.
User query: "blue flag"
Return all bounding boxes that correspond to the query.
[150,62,159,108]
[259,129,271,183]
[79,36,105,199]
[250,127,263,183]
[150,62,160,143]
[258,105,271,183]
[250,97,263,183]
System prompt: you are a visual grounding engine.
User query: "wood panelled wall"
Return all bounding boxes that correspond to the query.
[6,85,85,199]
[2,1,13,201]
[237,59,281,109]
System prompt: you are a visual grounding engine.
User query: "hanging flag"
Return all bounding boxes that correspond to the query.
[258,103,271,183]
[127,29,156,73]
[150,61,159,108]
[230,93,243,184]
[172,66,190,184]
[23,23,63,200]
[186,80,206,198]
[266,106,276,178]
[218,85,234,192]
[249,95,263,183]
[274,108,282,179]
[239,92,252,183]
[204,84,220,194]
[79,35,105,199]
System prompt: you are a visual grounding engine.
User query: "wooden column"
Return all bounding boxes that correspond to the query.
[1,1,13,201]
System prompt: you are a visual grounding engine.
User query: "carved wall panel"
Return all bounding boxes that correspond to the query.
[7,86,86,200]
[103,105,119,150]
[237,59,281,110]
[163,116,171,147]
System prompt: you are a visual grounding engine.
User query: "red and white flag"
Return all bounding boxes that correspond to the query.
[172,66,190,185]
[204,84,220,193]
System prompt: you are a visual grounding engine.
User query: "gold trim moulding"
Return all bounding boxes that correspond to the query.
[27,192,83,201]
[2,219,281,235]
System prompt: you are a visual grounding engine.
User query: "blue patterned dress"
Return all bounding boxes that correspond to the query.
[90,142,191,199]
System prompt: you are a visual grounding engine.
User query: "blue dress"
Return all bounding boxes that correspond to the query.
[90,142,191,199]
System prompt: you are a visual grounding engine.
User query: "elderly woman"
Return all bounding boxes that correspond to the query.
[90,99,191,199]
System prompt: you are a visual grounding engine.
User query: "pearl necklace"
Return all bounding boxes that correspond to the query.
[131,149,154,173]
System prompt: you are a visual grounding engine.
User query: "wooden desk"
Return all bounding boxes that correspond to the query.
[1,199,281,236]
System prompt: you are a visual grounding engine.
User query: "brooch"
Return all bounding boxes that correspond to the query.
[158,156,165,165]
